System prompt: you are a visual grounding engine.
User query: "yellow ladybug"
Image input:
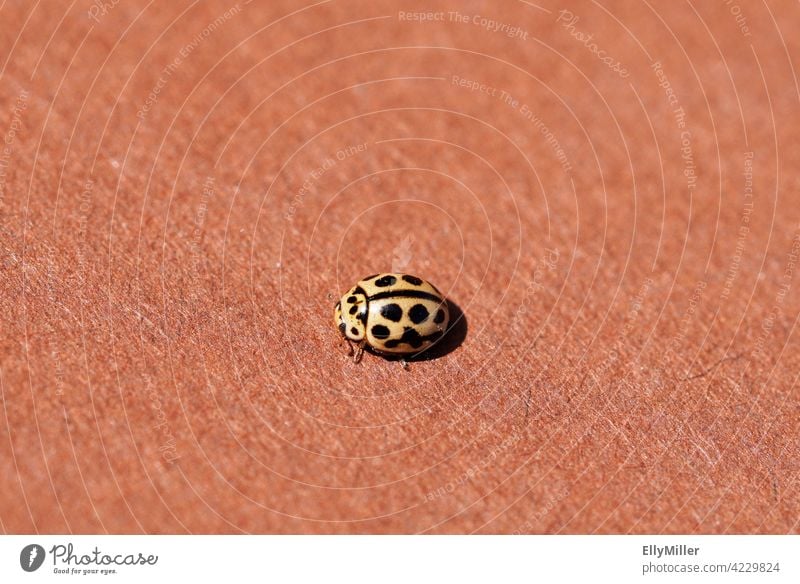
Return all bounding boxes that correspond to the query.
[334,273,450,362]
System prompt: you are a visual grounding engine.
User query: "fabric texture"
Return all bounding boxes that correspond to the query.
[0,0,798,533]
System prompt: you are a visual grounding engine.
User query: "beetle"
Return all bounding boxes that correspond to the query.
[334,273,450,363]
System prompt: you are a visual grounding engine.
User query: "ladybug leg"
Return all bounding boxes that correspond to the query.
[353,341,365,364]
[344,338,355,357]
[399,358,410,371]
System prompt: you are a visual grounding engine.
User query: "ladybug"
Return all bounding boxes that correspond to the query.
[334,273,450,362]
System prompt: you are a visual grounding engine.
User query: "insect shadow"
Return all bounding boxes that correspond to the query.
[366,299,468,363]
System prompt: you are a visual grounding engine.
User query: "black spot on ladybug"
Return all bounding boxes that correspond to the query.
[408,304,429,324]
[385,327,422,348]
[349,305,358,315]
[338,322,346,335]
[427,330,444,343]
[434,309,445,324]
[371,324,390,339]
[347,295,357,303]
[384,327,442,349]
[374,275,397,287]
[380,303,403,322]
[351,327,359,336]
[402,275,423,286]
[357,310,368,323]
[401,327,424,348]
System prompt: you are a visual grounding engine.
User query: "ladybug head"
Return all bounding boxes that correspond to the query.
[334,287,368,342]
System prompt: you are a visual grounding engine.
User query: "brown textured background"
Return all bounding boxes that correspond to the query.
[1,0,799,534]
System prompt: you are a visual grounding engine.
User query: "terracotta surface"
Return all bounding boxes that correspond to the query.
[1,0,799,534]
